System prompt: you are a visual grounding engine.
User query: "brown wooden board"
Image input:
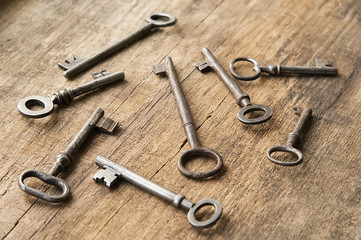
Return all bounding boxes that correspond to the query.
[0,0,360,239]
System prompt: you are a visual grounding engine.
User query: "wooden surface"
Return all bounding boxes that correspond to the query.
[1,0,360,239]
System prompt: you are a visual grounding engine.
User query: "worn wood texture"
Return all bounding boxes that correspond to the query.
[1,0,360,239]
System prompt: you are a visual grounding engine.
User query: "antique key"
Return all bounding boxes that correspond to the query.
[94,156,223,228]
[18,70,124,118]
[58,13,176,79]
[230,58,338,81]
[18,108,119,202]
[153,56,223,179]
[196,48,272,124]
[267,107,312,166]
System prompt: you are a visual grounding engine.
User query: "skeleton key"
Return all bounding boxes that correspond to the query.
[93,156,223,228]
[58,13,176,79]
[196,48,272,124]
[18,70,124,118]
[230,57,338,81]
[267,107,312,166]
[153,56,223,179]
[18,108,119,202]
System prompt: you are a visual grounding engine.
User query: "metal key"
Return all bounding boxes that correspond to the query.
[230,58,338,81]
[18,70,124,118]
[93,156,222,228]
[58,13,176,79]
[153,56,223,179]
[196,48,272,124]
[267,107,312,166]
[18,108,119,202]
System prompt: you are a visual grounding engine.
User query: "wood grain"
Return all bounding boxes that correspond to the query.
[0,0,360,239]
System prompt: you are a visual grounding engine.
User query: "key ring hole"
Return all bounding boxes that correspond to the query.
[177,147,223,179]
[267,145,303,166]
[18,169,70,202]
[187,198,222,228]
[230,57,261,81]
[25,99,45,111]
[17,95,54,118]
[146,13,177,27]
[237,104,272,124]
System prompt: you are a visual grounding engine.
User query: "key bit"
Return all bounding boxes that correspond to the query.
[92,70,110,79]
[152,63,166,74]
[93,167,120,187]
[194,61,210,72]
[94,117,119,134]
[315,59,333,68]
[58,54,84,71]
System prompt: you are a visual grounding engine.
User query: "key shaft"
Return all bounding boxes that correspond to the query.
[260,65,338,75]
[153,57,200,148]
[52,71,124,105]
[62,24,153,79]
[287,107,313,147]
[197,48,251,107]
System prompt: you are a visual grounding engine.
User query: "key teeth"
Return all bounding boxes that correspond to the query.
[95,117,119,134]
[152,63,166,75]
[315,59,332,68]
[58,54,84,70]
[195,61,209,72]
[92,70,111,79]
[93,168,120,188]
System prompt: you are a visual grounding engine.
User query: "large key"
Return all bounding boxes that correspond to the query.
[230,57,338,81]
[18,70,124,118]
[58,13,176,79]
[196,48,272,125]
[153,56,223,179]
[93,156,223,228]
[18,108,119,202]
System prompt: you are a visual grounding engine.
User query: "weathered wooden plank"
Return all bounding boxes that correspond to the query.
[0,0,360,239]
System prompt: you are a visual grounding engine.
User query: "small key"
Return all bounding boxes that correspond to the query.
[58,13,176,79]
[153,56,223,179]
[196,48,272,125]
[18,108,119,202]
[267,107,312,166]
[18,70,124,118]
[93,156,222,228]
[230,57,338,81]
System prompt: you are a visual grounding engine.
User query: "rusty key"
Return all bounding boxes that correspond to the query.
[196,48,272,125]
[267,107,313,166]
[153,56,223,179]
[94,156,222,228]
[58,13,176,79]
[18,108,119,202]
[18,70,124,118]
[230,58,338,81]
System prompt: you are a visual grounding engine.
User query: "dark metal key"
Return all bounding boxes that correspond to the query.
[230,58,338,81]
[94,156,222,228]
[58,13,176,79]
[18,70,124,118]
[196,48,272,125]
[267,107,312,166]
[18,108,119,202]
[153,56,223,179]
